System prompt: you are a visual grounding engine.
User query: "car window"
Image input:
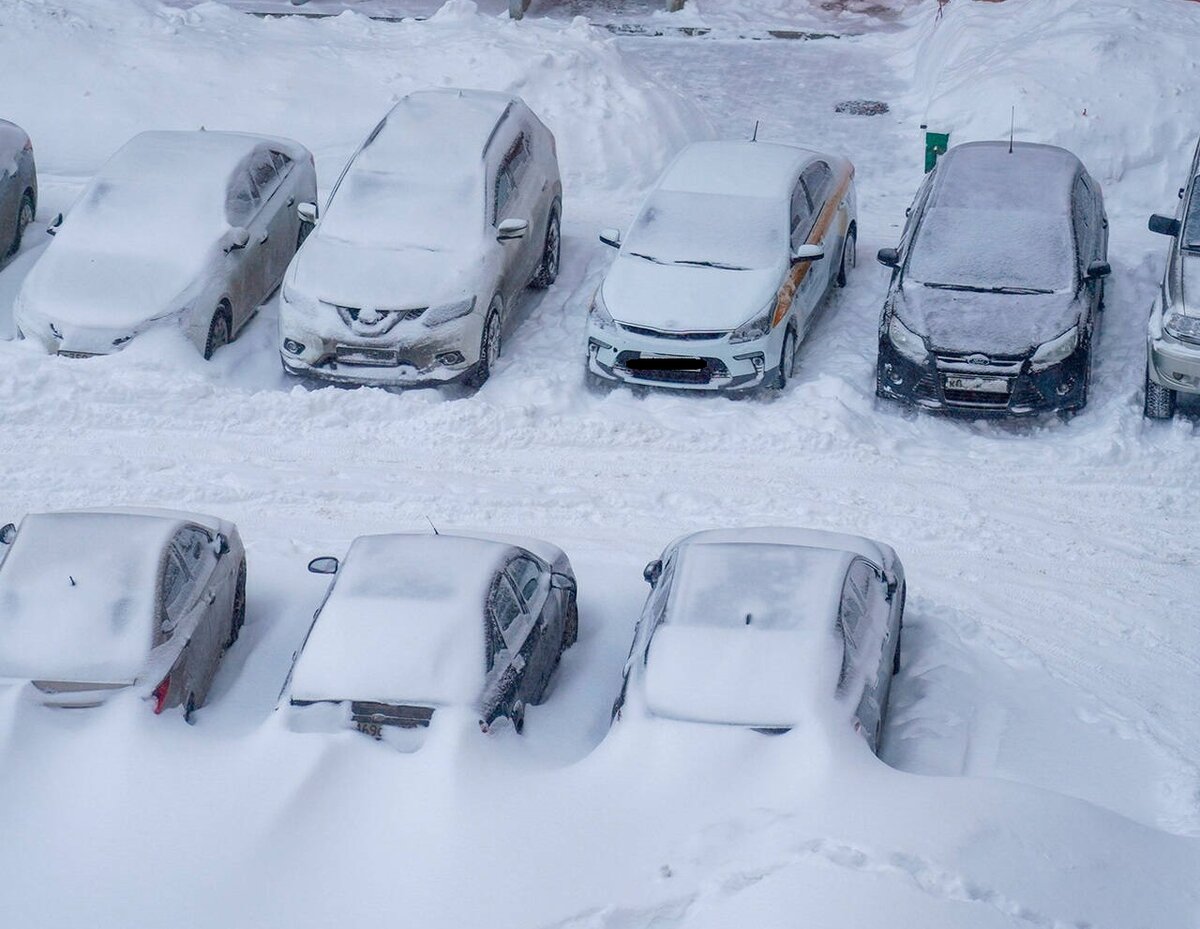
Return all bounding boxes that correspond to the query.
[270,150,294,174]
[800,161,834,215]
[493,133,531,224]
[506,555,544,606]
[227,169,261,225]
[837,561,872,691]
[488,573,524,637]
[250,151,283,204]
[1186,178,1200,251]
[1071,176,1093,274]
[790,179,813,251]
[161,548,195,633]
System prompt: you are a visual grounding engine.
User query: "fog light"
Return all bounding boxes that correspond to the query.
[1056,378,1075,396]
[283,338,304,355]
[887,364,904,386]
[437,351,465,366]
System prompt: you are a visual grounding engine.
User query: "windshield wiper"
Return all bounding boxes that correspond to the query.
[922,282,1053,295]
[672,259,750,271]
[627,251,668,265]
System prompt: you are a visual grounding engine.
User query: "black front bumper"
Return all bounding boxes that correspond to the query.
[875,339,1090,416]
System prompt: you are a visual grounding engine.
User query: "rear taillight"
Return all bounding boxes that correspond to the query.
[152,676,170,715]
[22,139,32,152]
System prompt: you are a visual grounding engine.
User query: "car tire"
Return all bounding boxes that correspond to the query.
[463,303,501,388]
[836,226,856,288]
[771,327,797,390]
[226,559,247,649]
[560,597,578,655]
[184,693,197,725]
[204,305,232,360]
[1144,369,1176,420]
[8,192,34,257]
[530,205,561,290]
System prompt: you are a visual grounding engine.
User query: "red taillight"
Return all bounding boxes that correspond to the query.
[22,139,32,152]
[152,676,170,715]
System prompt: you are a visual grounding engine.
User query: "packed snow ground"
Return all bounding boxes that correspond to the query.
[0,0,1198,926]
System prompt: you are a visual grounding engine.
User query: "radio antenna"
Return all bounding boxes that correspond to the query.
[751,120,760,142]
[1009,106,1015,153]
[425,516,440,536]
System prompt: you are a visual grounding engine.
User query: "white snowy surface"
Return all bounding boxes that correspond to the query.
[0,0,1198,926]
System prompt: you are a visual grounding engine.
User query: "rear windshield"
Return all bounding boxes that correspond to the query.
[907,207,1075,293]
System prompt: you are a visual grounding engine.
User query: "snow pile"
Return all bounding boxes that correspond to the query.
[903,0,1200,213]
[0,0,705,198]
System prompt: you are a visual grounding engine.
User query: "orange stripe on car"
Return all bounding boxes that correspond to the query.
[772,164,854,328]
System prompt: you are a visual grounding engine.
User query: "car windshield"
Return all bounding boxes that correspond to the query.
[664,543,846,632]
[320,166,479,252]
[907,207,1075,293]
[1184,177,1200,250]
[623,191,785,271]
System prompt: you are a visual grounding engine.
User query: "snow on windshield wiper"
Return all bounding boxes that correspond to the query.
[672,259,750,271]
[922,282,1052,295]
[627,251,668,265]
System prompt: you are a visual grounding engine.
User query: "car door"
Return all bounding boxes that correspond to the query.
[492,129,539,306]
[486,571,535,714]
[784,176,816,328]
[224,166,265,322]
[255,149,302,300]
[838,559,881,750]
[506,553,558,701]
[170,526,226,702]
[798,161,837,305]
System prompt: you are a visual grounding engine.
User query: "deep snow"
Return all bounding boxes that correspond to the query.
[0,0,1197,926]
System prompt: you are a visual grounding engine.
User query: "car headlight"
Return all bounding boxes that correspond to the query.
[1164,313,1200,345]
[588,290,616,332]
[1030,325,1080,370]
[422,296,476,328]
[886,313,929,364]
[729,301,776,344]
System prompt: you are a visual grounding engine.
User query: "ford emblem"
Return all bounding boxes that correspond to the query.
[965,353,991,366]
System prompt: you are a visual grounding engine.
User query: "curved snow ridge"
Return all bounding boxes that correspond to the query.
[0,0,707,196]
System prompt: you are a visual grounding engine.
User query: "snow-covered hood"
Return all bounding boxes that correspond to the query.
[603,255,782,333]
[896,283,1082,355]
[18,245,195,333]
[291,232,483,310]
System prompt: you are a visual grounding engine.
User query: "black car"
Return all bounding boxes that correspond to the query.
[875,141,1110,415]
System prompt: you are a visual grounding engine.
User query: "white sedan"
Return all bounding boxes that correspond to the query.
[586,140,856,393]
[14,130,316,358]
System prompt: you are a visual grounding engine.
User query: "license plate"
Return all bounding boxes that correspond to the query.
[355,720,383,739]
[57,351,98,359]
[943,374,1009,394]
[336,346,398,367]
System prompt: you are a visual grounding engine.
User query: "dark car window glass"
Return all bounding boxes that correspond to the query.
[837,563,871,692]
[1184,177,1200,250]
[270,150,294,174]
[507,555,543,606]
[493,134,530,224]
[1071,176,1093,273]
[162,549,194,625]
[227,170,262,225]
[250,152,283,204]
[801,162,834,213]
[790,180,813,250]
[495,169,516,223]
[489,574,523,635]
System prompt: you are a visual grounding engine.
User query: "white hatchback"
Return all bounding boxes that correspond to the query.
[586,141,856,392]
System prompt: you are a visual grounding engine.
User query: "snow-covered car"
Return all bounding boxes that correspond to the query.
[585,140,856,392]
[278,89,563,388]
[1144,135,1200,419]
[282,532,578,740]
[0,119,37,259]
[14,130,317,358]
[0,508,246,720]
[875,141,1110,416]
[612,527,904,751]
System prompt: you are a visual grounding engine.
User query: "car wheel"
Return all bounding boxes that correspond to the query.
[464,303,501,388]
[204,306,232,360]
[8,192,34,257]
[1144,369,1176,420]
[510,700,525,734]
[226,559,247,649]
[560,597,578,655]
[771,327,797,390]
[184,693,197,725]
[530,205,561,290]
[836,226,856,288]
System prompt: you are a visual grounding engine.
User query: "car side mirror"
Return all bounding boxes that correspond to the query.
[792,243,824,263]
[212,533,230,557]
[877,247,900,268]
[549,572,575,592]
[0,524,15,545]
[497,218,528,241]
[643,559,662,586]
[46,213,63,236]
[1086,260,1112,280]
[1149,214,1181,238]
[307,556,339,575]
[599,228,622,249]
[297,202,318,225]
[222,226,250,253]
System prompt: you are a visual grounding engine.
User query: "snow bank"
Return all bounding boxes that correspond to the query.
[0,0,705,198]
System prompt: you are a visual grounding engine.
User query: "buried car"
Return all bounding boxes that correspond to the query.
[14,130,316,358]
[1145,135,1200,418]
[281,532,578,739]
[612,528,904,752]
[278,89,562,388]
[875,141,1109,415]
[1,119,37,260]
[586,140,856,392]
[0,508,246,719]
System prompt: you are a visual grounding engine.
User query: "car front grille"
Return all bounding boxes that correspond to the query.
[332,304,425,336]
[618,322,726,341]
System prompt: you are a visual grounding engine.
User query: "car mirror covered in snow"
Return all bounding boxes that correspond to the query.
[221,226,250,253]
[549,572,575,591]
[643,559,662,586]
[212,533,230,557]
[296,201,318,225]
[46,213,63,236]
[307,556,339,575]
[792,243,825,263]
[1086,259,1112,279]
[497,217,528,241]
[877,247,900,268]
[599,227,622,249]
[0,523,15,546]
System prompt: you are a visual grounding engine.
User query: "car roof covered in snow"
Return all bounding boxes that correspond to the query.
[369,89,521,168]
[0,511,182,683]
[287,533,523,707]
[668,526,899,575]
[929,141,1084,213]
[658,141,819,200]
